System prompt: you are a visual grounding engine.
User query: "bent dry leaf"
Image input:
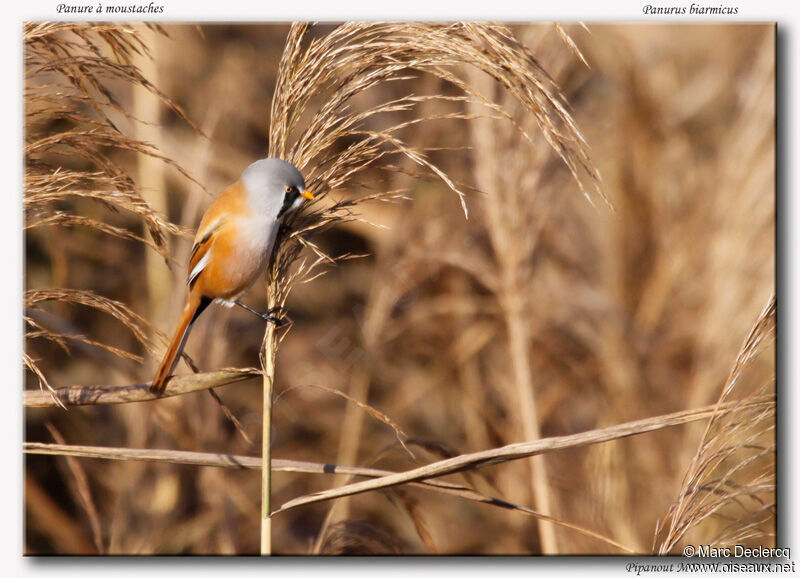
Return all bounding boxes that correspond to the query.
[272,396,774,515]
[24,369,261,407]
[24,441,634,552]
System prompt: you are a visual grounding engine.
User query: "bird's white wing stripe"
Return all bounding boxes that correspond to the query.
[188,249,211,285]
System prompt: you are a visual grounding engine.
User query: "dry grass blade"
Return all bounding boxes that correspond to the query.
[24,369,260,408]
[655,295,776,553]
[554,23,590,68]
[23,441,632,552]
[25,288,161,356]
[24,352,64,409]
[45,424,104,553]
[25,170,192,260]
[386,488,438,553]
[275,384,415,459]
[206,387,255,447]
[26,213,164,257]
[24,476,95,554]
[271,396,773,514]
[26,323,144,364]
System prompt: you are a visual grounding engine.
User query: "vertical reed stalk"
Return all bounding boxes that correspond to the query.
[505,310,557,553]
[260,288,279,555]
[132,27,169,326]
[260,338,274,554]
[332,367,370,514]
[466,67,558,552]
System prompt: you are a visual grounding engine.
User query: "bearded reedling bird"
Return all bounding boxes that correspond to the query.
[150,158,314,394]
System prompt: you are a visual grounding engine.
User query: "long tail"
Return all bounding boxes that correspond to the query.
[150,292,211,394]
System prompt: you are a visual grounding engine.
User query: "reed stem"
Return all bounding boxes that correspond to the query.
[260,287,280,555]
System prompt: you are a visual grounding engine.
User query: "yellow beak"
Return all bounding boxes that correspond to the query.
[301,190,315,200]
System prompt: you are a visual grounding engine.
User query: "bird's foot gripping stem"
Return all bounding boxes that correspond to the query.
[234,301,287,326]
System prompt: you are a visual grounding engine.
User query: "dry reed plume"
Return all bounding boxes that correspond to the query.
[257,21,605,553]
[655,296,775,553]
[24,23,193,399]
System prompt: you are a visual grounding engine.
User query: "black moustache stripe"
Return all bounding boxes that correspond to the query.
[278,190,299,218]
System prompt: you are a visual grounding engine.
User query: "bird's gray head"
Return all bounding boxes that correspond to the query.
[241,158,313,220]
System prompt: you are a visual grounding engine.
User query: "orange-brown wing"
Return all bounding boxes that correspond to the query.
[188,214,225,288]
[187,180,249,288]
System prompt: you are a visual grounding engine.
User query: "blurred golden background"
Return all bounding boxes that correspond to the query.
[24,22,775,554]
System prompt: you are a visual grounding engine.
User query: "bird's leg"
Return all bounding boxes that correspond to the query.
[234,301,286,326]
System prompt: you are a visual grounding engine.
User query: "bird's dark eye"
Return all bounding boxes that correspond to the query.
[278,186,300,218]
